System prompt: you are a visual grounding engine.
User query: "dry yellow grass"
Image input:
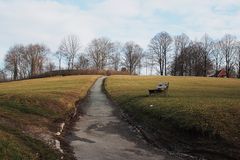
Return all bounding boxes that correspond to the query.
[105,76,240,149]
[0,75,100,159]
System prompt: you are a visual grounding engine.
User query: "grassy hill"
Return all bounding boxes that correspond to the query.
[105,76,240,159]
[0,75,99,160]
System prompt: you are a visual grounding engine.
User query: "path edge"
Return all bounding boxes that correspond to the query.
[101,77,199,160]
[58,76,102,160]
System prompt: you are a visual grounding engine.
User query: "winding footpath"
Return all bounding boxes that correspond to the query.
[66,77,180,160]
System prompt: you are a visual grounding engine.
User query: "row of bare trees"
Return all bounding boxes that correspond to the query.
[170,41,212,76]
[146,32,240,78]
[2,35,144,80]
[2,32,240,80]
[55,36,144,75]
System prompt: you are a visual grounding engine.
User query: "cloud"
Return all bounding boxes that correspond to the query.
[0,0,239,67]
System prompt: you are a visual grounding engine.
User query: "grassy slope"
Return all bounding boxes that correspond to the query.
[105,76,240,158]
[0,75,99,160]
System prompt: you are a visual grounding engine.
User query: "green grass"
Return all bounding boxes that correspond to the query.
[0,75,99,159]
[0,124,60,160]
[105,76,240,147]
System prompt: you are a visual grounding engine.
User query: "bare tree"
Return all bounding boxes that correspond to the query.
[75,54,89,70]
[142,53,149,75]
[109,52,121,71]
[172,33,190,75]
[59,35,81,70]
[122,41,143,75]
[55,51,64,70]
[109,42,122,71]
[0,69,7,81]
[24,44,49,77]
[148,52,156,75]
[218,34,236,78]
[149,32,172,75]
[201,34,214,76]
[4,48,18,80]
[87,37,114,70]
[4,45,24,80]
[212,42,223,75]
[18,50,29,79]
[45,62,56,72]
[137,59,143,75]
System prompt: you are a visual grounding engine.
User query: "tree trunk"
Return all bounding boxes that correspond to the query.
[238,55,240,78]
[238,65,240,78]
[164,52,167,76]
[204,55,207,77]
[13,63,18,80]
[226,65,229,78]
[159,62,161,76]
[59,58,61,70]
[68,59,71,70]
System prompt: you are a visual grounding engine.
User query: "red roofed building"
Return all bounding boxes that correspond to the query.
[216,69,227,77]
[210,69,227,78]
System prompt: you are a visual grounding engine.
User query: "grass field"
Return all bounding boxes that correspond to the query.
[0,75,99,160]
[105,76,240,158]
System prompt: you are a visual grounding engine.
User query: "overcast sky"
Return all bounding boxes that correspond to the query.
[0,0,240,67]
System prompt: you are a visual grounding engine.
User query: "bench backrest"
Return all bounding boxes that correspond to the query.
[156,82,169,90]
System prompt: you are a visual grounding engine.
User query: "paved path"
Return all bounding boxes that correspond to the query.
[67,77,180,160]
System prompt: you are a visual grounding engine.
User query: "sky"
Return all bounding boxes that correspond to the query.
[0,0,240,68]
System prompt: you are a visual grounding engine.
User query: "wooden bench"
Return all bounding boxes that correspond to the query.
[149,82,169,96]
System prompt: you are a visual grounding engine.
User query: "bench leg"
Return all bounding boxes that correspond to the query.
[164,91,168,97]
